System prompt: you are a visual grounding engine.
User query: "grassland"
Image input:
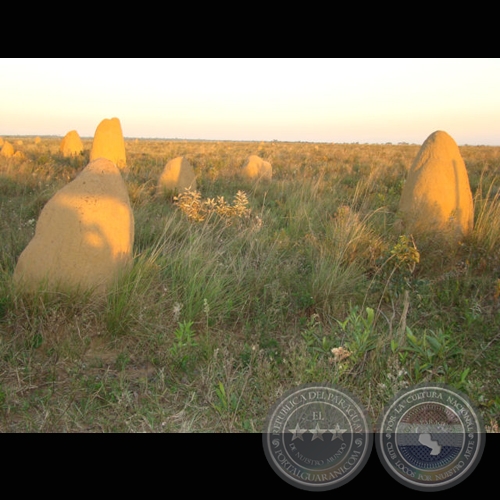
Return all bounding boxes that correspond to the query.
[0,136,499,432]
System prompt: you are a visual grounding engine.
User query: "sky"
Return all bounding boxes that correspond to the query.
[1,58,500,145]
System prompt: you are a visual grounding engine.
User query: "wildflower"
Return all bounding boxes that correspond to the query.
[390,234,420,272]
[173,302,182,322]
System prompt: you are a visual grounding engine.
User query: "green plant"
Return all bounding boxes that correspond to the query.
[213,381,238,413]
[335,306,376,363]
[394,327,468,386]
[169,321,197,370]
[301,314,330,356]
[376,234,420,299]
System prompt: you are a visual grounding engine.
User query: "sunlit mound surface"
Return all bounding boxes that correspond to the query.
[240,154,272,181]
[60,129,84,157]
[90,117,127,169]
[13,158,134,295]
[158,156,197,194]
[398,130,474,242]
[1,140,15,157]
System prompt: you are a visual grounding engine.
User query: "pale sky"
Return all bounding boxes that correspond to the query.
[1,58,499,145]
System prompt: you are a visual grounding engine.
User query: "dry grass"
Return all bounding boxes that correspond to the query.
[0,136,499,433]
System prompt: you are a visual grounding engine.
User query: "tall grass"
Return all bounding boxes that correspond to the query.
[0,137,499,432]
[471,172,500,256]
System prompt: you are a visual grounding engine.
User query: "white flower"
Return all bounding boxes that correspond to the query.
[203,298,210,315]
[173,302,182,321]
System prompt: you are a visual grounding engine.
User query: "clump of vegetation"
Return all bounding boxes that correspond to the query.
[173,188,251,223]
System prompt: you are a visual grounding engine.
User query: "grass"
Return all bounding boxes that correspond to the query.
[0,136,499,432]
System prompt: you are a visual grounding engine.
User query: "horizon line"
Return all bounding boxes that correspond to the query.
[2,134,500,147]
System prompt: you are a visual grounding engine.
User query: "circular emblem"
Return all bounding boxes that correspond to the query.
[262,384,373,491]
[376,383,486,491]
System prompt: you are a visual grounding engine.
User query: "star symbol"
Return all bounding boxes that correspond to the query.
[310,422,328,441]
[289,423,308,441]
[329,423,347,441]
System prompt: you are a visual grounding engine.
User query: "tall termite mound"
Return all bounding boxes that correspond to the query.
[60,130,84,157]
[90,117,126,169]
[158,156,197,194]
[240,155,272,181]
[398,130,474,242]
[13,158,134,295]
